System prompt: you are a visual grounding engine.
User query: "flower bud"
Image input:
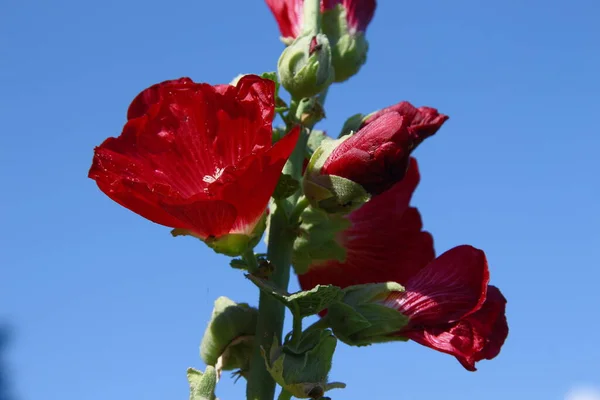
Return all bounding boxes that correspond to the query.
[200,297,258,378]
[278,32,334,99]
[322,4,371,82]
[302,136,370,214]
[262,330,345,399]
[326,282,410,346]
[310,102,449,197]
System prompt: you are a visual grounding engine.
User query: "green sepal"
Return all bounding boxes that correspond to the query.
[338,113,364,138]
[273,174,301,200]
[303,137,371,214]
[200,297,258,373]
[262,330,345,399]
[326,282,411,346]
[187,366,217,400]
[278,32,335,100]
[172,213,267,257]
[322,5,369,82]
[306,130,331,156]
[247,275,343,318]
[292,206,349,274]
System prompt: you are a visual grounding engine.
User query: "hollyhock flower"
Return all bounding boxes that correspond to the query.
[321,101,449,195]
[266,0,375,41]
[384,246,508,371]
[298,160,508,370]
[297,157,435,281]
[89,75,299,256]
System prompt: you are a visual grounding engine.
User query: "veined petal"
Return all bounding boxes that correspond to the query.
[89,75,289,244]
[404,285,508,371]
[388,245,490,325]
[299,158,434,289]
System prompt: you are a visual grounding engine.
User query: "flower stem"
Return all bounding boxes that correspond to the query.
[277,389,293,400]
[289,312,303,348]
[302,0,322,34]
[246,128,309,400]
[243,249,259,275]
[288,196,310,226]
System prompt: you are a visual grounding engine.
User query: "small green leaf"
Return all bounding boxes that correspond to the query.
[273,174,300,200]
[247,275,343,317]
[187,366,217,400]
[229,259,248,270]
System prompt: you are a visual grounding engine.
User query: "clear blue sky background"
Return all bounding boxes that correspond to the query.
[1,0,599,399]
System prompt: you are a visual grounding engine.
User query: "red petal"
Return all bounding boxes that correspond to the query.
[299,158,435,290]
[160,200,237,239]
[388,245,490,325]
[404,285,508,371]
[265,0,304,39]
[89,75,283,239]
[212,126,300,234]
[322,112,409,195]
[341,0,376,33]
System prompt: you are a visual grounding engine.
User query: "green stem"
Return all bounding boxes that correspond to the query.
[289,312,303,347]
[277,389,293,400]
[302,0,321,34]
[243,249,259,275]
[246,128,309,400]
[288,196,310,226]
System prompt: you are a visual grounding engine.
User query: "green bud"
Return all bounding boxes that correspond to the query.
[200,297,258,378]
[326,282,411,346]
[262,330,345,399]
[302,138,370,214]
[295,97,326,127]
[278,32,334,100]
[322,5,369,82]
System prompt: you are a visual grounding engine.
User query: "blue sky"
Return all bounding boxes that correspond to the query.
[1,0,599,399]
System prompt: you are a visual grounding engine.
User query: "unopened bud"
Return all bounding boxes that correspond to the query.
[278,33,334,99]
[200,297,258,378]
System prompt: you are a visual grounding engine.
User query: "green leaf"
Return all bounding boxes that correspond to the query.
[292,206,349,274]
[273,174,300,200]
[229,259,247,270]
[247,275,343,317]
[187,366,217,400]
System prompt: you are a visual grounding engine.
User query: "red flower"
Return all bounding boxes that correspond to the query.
[266,0,376,40]
[385,246,508,371]
[299,158,435,290]
[298,160,508,370]
[321,101,448,195]
[89,75,299,251]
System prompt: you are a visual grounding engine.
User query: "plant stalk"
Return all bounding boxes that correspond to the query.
[246,126,309,400]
